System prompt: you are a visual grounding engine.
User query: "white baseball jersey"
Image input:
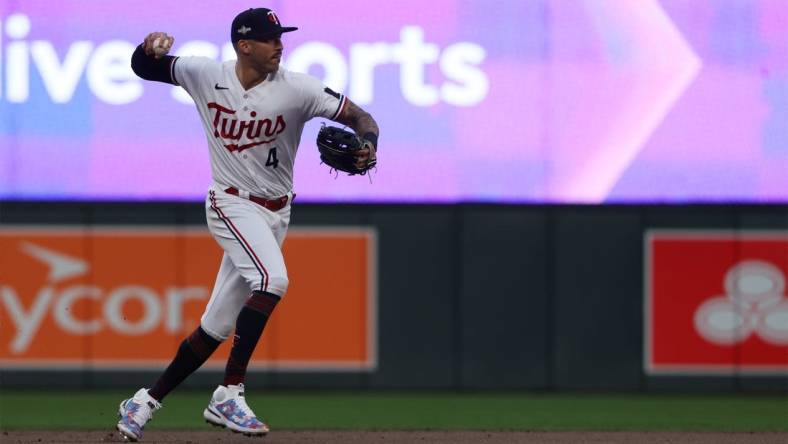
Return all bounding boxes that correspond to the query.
[164,57,347,335]
[172,56,347,198]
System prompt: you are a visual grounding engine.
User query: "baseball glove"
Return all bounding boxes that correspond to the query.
[316,125,376,175]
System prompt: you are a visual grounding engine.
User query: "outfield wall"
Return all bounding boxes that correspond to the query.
[0,202,786,393]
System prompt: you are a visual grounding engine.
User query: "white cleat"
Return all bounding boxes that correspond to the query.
[116,388,162,442]
[203,383,269,436]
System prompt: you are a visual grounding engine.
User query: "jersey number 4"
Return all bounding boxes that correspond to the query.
[265,147,279,168]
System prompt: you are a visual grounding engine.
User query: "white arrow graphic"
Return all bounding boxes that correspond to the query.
[548,0,702,202]
[20,241,88,283]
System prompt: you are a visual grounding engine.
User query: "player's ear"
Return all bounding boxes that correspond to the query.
[236,40,251,56]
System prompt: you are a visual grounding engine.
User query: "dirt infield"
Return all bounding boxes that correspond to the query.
[2,430,787,443]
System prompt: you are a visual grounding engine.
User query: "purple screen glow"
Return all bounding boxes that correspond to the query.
[1,0,787,203]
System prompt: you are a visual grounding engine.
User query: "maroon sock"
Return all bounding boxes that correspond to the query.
[148,326,221,401]
[223,291,280,386]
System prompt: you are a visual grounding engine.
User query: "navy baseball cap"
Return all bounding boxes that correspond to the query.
[231,8,298,43]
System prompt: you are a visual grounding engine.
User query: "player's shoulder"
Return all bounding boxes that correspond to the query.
[272,67,322,89]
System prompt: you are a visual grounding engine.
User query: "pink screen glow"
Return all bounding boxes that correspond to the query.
[1,0,787,203]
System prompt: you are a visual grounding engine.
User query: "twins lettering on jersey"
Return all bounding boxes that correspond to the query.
[208,102,287,153]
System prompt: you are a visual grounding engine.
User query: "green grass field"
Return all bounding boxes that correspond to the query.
[0,391,786,431]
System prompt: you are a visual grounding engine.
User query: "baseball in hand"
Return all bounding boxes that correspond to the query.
[151,37,170,57]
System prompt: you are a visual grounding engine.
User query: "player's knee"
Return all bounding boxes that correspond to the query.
[265,274,289,297]
[214,323,235,340]
[199,321,232,341]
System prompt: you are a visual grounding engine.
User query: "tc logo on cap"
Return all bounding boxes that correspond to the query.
[267,11,281,25]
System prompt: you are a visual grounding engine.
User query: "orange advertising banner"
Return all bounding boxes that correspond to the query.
[0,226,376,371]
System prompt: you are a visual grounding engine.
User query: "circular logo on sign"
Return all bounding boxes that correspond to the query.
[695,260,788,345]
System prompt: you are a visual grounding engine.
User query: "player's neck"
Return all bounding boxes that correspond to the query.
[235,61,270,91]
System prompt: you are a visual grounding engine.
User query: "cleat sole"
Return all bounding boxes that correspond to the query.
[203,406,268,437]
[116,424,139,442]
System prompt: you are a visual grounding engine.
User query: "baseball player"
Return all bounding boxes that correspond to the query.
[116,7,378,442]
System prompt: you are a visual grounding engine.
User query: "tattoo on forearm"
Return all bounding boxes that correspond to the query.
[337,100,379,137]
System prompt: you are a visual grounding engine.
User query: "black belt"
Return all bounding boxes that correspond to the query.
[224,187,292,211]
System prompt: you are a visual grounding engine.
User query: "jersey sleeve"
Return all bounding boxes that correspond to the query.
[172,56,215,98]
[298,74,348,121]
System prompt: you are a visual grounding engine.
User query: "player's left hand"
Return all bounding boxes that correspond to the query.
[355,140,377,170]
[316,125,376,175]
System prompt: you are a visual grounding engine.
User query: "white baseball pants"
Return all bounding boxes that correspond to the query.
[199,185,291,340]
